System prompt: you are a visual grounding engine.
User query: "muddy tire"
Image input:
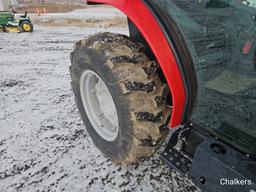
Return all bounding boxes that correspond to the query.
[70,33,171,163]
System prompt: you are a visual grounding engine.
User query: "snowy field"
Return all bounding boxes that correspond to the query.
[0,7,198,192]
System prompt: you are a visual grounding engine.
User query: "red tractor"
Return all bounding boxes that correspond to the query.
[70,0,256,191]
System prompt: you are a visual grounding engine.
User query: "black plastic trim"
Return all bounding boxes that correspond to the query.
[191,139,256,192]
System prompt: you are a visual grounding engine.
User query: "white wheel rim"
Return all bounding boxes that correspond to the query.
[80,70,119,141]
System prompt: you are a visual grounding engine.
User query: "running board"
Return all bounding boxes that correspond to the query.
[161,130,256,192]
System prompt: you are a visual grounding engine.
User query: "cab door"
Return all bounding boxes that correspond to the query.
[154,0,256,155]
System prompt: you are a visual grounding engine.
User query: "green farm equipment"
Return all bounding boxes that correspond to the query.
[0,11,33,33]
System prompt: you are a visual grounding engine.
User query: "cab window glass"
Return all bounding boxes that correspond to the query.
[154,0,256,152]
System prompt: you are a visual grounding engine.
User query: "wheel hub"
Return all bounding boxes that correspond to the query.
[80,70,119,141]
[23,23,31,31]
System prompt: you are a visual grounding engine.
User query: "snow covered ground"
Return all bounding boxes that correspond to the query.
[0,7,198,192]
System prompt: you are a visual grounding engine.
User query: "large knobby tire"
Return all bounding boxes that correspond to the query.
[70,33,171,163]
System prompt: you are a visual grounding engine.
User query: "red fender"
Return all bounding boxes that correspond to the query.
[87,0,186,128]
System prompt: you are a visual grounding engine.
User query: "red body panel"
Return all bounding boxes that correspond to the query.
[88,0,186,128]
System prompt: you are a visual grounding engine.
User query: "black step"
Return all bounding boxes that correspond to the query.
[160,147,192,175]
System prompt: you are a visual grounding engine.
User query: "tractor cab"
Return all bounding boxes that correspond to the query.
[148,0,256,191]
[151,0,256,154]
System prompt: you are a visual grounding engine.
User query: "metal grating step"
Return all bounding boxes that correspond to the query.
[160,147,192,175]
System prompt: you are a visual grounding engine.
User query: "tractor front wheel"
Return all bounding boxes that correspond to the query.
[20,21,33,32]
[70,33,171,163]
